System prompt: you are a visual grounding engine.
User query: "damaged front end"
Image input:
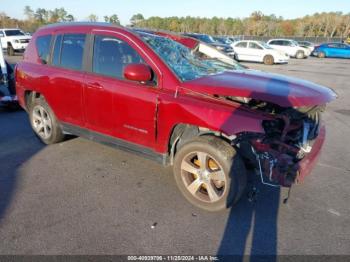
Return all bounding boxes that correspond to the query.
[233,99,326,187]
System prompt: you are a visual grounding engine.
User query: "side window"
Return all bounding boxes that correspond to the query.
[249,42,263,49]
[52,35,62,66]
[235,42,247,48]
[92,35,145,79]
[36,35,52,64]
[59,34,86,70]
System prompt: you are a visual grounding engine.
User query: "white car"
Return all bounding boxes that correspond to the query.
[267,39,311,59]
[232,40,289,65]
[0,28,32,56]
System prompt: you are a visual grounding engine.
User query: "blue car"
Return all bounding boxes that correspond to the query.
[313,43,350,58]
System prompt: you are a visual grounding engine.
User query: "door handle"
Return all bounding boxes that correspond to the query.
[87,82,103,90]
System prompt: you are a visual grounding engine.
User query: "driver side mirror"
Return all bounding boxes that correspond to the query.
[0,32,4,38]
[124,63,152,83]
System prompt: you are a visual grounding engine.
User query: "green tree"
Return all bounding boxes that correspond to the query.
[104,14,120,25]
[130,13,144,26]
[87,14,99,22]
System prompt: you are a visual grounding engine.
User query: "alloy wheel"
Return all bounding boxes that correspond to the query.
[32,105,53,140]
[180,151,227,203]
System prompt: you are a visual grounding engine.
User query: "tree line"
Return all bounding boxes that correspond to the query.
[133,11,350,37]
[0,6,349,38]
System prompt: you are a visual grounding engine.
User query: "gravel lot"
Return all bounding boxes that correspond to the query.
[0,55,349,255]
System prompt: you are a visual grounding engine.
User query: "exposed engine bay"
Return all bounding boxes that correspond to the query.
[227,96,325,187]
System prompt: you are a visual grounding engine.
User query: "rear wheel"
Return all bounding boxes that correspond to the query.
[296,50,304,59]
[7,44,14,56]
[263,55,274,65]
[173,136,247,212]
[318,52,326,58]
[29,96,65,144]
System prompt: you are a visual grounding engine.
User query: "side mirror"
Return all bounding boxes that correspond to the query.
[124,63,152,83]
[0,33,4,38]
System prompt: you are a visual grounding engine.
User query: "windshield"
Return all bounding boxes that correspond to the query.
[259,41,272,49]
[194,34,216,44]
[141,33,241,82]
[5,30,25,36]
[291,40,299,46]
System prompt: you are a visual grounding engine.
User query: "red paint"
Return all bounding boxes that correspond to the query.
[183,70,337,107]
[124,63,152,82]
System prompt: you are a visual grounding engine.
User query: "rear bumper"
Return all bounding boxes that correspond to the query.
[295,125,326,184]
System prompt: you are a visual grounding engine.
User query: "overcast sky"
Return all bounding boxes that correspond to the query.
[3,0,350,25]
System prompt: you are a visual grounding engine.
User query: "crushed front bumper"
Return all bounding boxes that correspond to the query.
[251,125,326,187]
[295,125,325,184]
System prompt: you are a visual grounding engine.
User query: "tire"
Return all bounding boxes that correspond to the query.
[263,55,274,65]
[296,50,304,59]
[318,52,326,58]
[173,136,247,212]
[29,96,65,145]
[234,54,240,62]
[7,44,15,56]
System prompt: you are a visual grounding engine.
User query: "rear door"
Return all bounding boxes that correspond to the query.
[83,32,159,148]
[233,41,248,60]
[47,33,87,126]
[248,42,264,61]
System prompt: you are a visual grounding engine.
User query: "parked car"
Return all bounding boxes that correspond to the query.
[267,39,311,59]
[0,41,17,106]
[16,23,336,211]
[0,28,32,56]
[312,43,350,58]
[297,41,315,53]
[232,40,289,65]
[183,33,235,57]
[142,29,241,67]
[213,36,239,45]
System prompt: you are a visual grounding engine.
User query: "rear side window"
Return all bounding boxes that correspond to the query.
[60,34,86,70]
[235,42,247,48]
[92,35,144,79]
[52,35,63,66]
[52,34,86,70]
[36,35,52,64]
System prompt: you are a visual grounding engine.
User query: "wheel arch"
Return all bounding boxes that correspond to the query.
[24,90,43,111]
[167,123,235,165]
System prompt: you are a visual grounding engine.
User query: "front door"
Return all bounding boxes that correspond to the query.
[84,33,159,148]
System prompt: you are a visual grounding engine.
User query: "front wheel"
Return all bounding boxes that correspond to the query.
[173,136,247,212]
[7,44,15,56]
[29,97,65,144]
[296,50,305,59]
[318,52,326,58]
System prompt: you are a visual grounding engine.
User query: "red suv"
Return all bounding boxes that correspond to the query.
[16,23,336,211]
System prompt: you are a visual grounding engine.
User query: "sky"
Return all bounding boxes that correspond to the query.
[2,0,350,25]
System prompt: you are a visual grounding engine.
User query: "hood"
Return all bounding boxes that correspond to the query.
[182,70,337,107]
[7,35,31,40]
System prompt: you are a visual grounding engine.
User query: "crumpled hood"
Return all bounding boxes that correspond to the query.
[182,70,337,107]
